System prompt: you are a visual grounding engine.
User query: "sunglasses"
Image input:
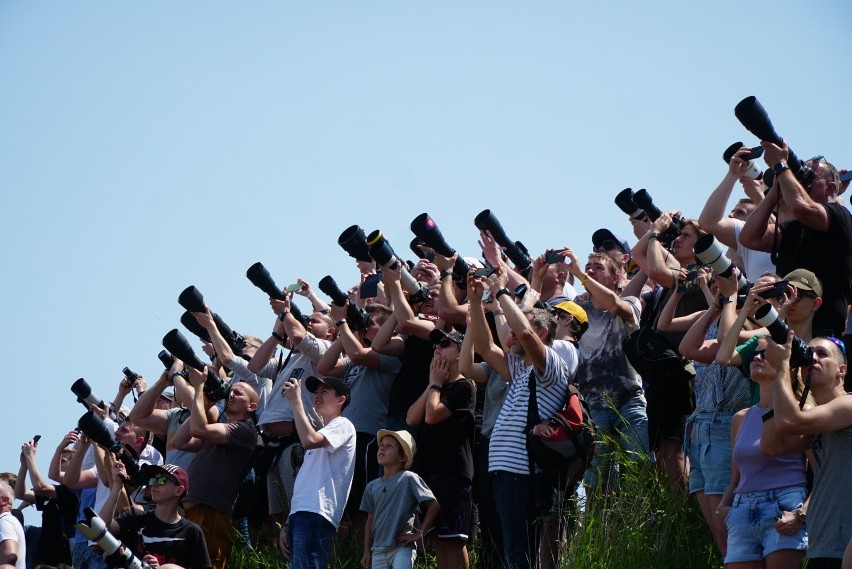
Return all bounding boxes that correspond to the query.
[434,339,455,349]
[825,337,847,359]
[598,240,625,253]
[148,476,176,487]
[753,349,767,360]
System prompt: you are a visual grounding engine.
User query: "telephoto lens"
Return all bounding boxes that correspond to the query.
[473,209,532,273]
[162,329,231,401]
[318,276,372,330]
[246,262,286,301]
[753,304,814,368]
[71,378,107,410]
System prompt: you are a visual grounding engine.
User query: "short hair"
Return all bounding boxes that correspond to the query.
[586,252,621,277]
[811,157,840,186]
[737,198,755,206]
[241,334,263,349]
[680,218,708,239]
[814,337,847,365]
[365,303,392,325]
[523,307,556,343]
[0,473,16,490]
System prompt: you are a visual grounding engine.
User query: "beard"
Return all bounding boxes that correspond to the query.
[510,342,525,357]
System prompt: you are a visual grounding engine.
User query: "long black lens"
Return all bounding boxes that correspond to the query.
[77,411,119,451]
[158,350,175,369]
[318,276,348,307]
[614,188,647,220]
[631,189,662,221]
[410,213,456,258]
[246,262,286,300]
[753,304,814,367]
[178,286,206,313]
[71,378,106,410]
[162,329,206,371]
[473,209,532,272]
[181,312,211,343]
[338,225,373,263]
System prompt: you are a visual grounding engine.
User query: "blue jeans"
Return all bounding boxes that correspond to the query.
[71,541,108,569]
[492,471,537,569]
[684,412,733,495]
[724,486,807,563]
[287,511,336,569]
[584,396,650,487]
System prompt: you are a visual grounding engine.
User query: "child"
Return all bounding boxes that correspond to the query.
[360,429,439,569]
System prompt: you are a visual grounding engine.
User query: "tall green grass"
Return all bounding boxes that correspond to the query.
[229,435,723,568]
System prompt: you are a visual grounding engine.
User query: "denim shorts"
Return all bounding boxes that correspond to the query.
[724,486,808,563]
[684,413,733,495]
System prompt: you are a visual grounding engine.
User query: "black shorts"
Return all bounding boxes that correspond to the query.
[425,471,472,541]
[645,377,693,449]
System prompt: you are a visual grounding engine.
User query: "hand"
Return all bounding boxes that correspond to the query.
[478,229,504,270]
[715,505,731,520]
[191,307,215,330]
[764,330,794,368]
[21,441,36,461]
[201,342,216,357]
[270,295,292,314]
[651,211,676,234]
[740,176,764,203]
[294,279,312,297]
[186,365,208,389]
[630,217,652,239]
[360,549,371,568]
[328,301,347,322]
[429,355,450,386]
[467,271,486,305]
[761,140,789,168]
[562,247,583,278]
[715,269,739,298]
[531,420,554,438]
[777,285,797,321]
[697,269,715,307]
[117,376,133,397]
[531,253,548,284]
[168,358,185,375]
[132,377,147,392]
[396,528,423,546]
[142,554,160,568]
[433,252,456,272]
[282,378,302,404]
[279,524,291,560]
[109,454,129,483]
[411,260,440,286]
[61,430,81,448]
[88,401,109,421]
[727,146,753,178]
[774,510,804,536]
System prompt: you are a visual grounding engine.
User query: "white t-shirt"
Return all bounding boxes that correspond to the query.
[289,416,356,528]
[732,219,776,280]
[0,512,26,569]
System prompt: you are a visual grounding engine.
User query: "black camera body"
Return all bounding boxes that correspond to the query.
[318,276,372,331]
[616,188,681,247]
[77,410,141,477]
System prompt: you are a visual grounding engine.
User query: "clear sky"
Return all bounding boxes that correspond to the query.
[2,1,850,522]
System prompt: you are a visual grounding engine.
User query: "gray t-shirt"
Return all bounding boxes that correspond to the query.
[359,470,435,549]
[479,362,509,439]
[165,407,196,472]
[808,419,852,559]
[575,296,644,410]
[341,353,401,434]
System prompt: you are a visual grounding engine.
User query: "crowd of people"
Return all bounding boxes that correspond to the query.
[2,137,852,569]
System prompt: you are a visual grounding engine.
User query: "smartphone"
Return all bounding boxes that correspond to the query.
[743,146,764,161]
[285,283,303,293]
[758,280,790,299]
[840,171,852,183]
[33,435,41,445]
[481,289,493,303]
[544,251,565,264]
[360,272,382,299]
[473,266,495,278]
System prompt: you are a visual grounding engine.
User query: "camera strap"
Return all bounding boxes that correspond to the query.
[770,201,781,266]
[799,372,811,410]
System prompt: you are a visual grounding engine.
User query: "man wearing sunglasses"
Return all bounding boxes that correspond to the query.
[99,462,210,569]
[763,334,852,569]
[741,144,852,338]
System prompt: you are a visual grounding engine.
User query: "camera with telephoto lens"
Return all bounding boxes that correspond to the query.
[76,507,151,569]
[734,96,815,188]
[693,234,750,292]
[246,262,310,327]
[366,229,428,303]
[318,275,372,331]
[410,212,470,283]
[161,329,231,401]
[473,209,532,273]
[753,304,814,368]
[338,225,374,264]
[71,378,108,412]
[614,188,649,221]
[178,286,248,353]
[409,237,435,262]
[77,410,141,477]
[157,350,175,369]
[631,189,682,247]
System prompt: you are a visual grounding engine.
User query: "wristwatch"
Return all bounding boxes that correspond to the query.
[495,288,511,300]
[429,384,442,392]
[773,161,790,176]
[278,310,290,321]
[336,319,347,328]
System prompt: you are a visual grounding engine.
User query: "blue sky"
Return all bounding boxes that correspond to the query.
[2,1,850,521]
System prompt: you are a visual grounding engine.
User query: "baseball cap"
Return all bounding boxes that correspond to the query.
[305,376,351,410]
[428,329,464,348]
[139,464,189,496]
[376,429,417,470]
[783,269,823,297]
[553,301,588,325]
[592,229,630,255]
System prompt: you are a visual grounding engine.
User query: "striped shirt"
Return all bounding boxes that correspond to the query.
[488,347,569,475]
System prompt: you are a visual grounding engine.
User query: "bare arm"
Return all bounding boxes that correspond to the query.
[739,183,779,252]
[127,373,171,436]
[678,306,721,364]
[317,338,348,377]
[187,367,233,444]
[282,379,327,450]
[564,248,634,321]
[467,275,511,379]
[764,141,831,231]
[382,268,435,341]
[48,430,79,483]
[698,149,753,247]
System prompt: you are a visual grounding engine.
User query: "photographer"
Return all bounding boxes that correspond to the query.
[632,215,709,487]
[760,333,852,568]
[180,366,258,569]
[740,145,852,337]
[249,291,335,529]
[99,458,210,569]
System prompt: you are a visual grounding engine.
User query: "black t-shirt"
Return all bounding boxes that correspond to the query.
[777,202,852,336]
[387,335,434,417]
[412,378,475,481]
[35,491,73,565]
[115,509,211,569]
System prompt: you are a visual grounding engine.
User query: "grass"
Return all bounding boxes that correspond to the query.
[229,434,723,568]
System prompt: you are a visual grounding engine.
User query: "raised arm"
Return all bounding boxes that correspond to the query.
[495,268,547,372]
[763,140,831,231]
[698,147,753,247]
[48,430,80,483]
[564,248,634,321]
[466,274,510,379]
[128,371,172,436]
[282,379,326,450]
